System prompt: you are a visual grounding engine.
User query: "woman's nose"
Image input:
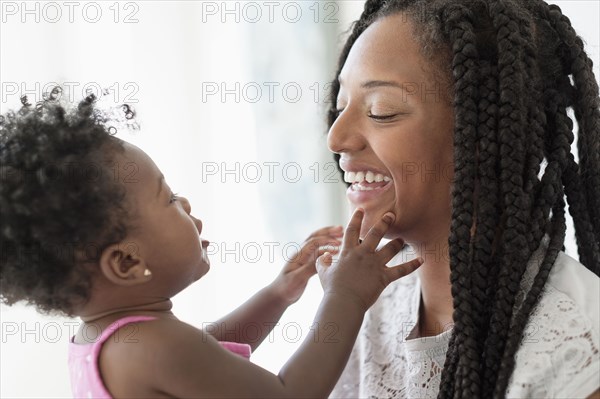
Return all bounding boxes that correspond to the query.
[327,109,366,154]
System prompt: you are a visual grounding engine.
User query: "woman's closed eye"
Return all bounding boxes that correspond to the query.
[169,192,180,204]
[333,103,405,121]
[367,111,402,121]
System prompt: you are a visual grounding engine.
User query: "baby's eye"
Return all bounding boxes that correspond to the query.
[169,192,179,204]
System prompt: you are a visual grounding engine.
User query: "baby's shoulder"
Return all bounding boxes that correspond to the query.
[100,317,219,397]
[104,316,216,356]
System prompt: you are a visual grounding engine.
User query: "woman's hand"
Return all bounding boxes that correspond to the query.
[269,226,343,305]
[317,208,423,312]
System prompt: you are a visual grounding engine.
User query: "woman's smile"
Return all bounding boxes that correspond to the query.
[340,159,394,206]
[346,177,393,205]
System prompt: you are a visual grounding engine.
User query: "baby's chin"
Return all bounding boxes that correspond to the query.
[197,263,210,279]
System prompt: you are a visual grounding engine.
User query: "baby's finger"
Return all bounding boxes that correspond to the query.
[330,227,344,238]
[307,225,344,239]
[303,236,342,250]
[385,257,424,284]
[377,237,405,263]
[317,245,340,254]
[297,237,341,262]
[315,252,333,274]
[298,246,340,278]
[361,212,395,252]
[343,208,364,248]
[299,241,341,266]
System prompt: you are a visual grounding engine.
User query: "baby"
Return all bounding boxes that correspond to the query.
[0,93,422,398]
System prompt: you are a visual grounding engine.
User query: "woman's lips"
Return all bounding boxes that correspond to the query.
[346,180,393,204]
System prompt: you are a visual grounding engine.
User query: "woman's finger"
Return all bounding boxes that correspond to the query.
[361,212,395,252]
[342,208,364,248]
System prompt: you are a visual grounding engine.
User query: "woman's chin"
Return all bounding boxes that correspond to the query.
[360,209,403,241]
[359,212,382,239]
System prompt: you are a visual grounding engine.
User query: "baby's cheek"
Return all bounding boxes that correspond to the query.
[184,224,203,255]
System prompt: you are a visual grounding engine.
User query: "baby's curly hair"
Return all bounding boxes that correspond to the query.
[0,88,137,316]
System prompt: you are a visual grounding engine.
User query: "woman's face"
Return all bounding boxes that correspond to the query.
[328,13,455,243]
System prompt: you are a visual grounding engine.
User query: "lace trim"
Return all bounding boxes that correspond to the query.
[329,246,600,399]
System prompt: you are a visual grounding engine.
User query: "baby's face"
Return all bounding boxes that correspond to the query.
[115,142,210,296]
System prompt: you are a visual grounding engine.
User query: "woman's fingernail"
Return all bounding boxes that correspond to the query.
[417,257,424,264]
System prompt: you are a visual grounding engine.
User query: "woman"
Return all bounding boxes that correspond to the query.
[326,0,600,398]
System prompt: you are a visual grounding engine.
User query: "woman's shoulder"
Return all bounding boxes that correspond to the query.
[545,251,599,326]
[531,251,599,341]
[507,251,600,399]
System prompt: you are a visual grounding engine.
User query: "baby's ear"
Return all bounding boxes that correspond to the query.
[99,242,151,286]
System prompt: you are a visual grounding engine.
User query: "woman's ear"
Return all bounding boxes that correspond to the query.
[99,242,151,286]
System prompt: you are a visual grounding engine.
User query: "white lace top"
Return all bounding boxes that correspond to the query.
[330,242,600,399]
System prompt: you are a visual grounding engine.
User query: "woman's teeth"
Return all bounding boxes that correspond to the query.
[344,171,392,184]
[344,171,392,192]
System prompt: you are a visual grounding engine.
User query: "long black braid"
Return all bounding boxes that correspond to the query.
[326,1,600,398]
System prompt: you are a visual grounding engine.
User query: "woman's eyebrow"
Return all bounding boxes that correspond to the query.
[337,77,408,91]
[360,80,409,90]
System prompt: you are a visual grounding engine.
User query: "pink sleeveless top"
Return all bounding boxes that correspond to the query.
[68,316,251,399]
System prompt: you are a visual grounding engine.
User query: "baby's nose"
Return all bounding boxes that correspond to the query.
[192,216,203,234]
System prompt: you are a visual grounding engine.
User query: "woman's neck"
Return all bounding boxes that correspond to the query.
[411,237,454,337]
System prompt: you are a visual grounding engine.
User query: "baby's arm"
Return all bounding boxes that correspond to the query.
[206,226,342,351]
[150,294,367,398]
[142,210,421,398]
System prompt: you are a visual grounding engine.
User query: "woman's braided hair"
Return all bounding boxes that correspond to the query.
[326,0,600,397]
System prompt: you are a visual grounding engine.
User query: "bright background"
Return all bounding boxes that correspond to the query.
[1,1,598,397]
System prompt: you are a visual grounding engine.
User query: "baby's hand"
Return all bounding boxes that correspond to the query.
[270,226,343,305]
[316,209,423,312]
